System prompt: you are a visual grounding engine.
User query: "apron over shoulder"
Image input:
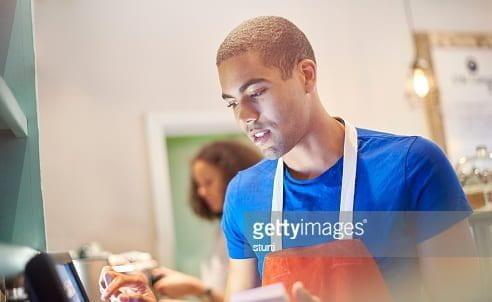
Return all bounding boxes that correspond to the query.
[262,120,392,302]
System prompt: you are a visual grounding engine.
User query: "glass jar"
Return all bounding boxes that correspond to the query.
[456,145,492,209]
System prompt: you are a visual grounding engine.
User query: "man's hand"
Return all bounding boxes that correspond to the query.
[151,266,206,298]
[291,282,320,302]
[99,266,156,302]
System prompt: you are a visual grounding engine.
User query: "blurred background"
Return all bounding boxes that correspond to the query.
[1,0,491,291]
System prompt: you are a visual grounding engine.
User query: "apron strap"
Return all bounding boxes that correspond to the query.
[338,121,358,240]
[271,159,284,251]
[270,119,358,251]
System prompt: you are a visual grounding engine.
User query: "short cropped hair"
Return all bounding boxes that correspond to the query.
[216,16,316,79]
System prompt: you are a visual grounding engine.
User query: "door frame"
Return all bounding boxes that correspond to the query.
[144,111,238,265]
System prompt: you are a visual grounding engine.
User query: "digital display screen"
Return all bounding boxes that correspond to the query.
[55,264,86,302]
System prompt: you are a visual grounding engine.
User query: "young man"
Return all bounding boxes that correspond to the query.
[100,16,480,302]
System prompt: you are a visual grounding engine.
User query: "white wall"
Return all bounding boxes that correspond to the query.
[33,0,492,256]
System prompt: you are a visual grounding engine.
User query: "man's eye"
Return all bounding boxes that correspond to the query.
[225,99,238,108]
[249,89,266,98]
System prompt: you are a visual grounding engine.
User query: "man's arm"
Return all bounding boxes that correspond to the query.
[223,259,319,302]
[224,258,260,301]
[417,219,482,302]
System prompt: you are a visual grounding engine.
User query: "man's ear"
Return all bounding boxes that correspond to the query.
[297,59,317,94]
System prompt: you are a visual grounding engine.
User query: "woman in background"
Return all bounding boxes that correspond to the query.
[151,140,261,301]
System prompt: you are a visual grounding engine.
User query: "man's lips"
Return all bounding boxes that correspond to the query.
[250,129,271,146]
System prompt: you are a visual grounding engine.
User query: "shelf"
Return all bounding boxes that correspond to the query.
[464,183,492,195]
[0,76,28,137]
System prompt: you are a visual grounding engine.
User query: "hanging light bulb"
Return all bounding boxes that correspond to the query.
[403,0,434,101]
[412,60,431,98]
[412,68,430,97]
[407,58,433,100]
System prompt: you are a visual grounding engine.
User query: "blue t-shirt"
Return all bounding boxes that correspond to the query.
[221,128,471,296]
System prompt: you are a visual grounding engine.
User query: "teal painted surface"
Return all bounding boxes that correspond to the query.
[0,0,45,251]
[0,76,29,137]
[166,133,248,277]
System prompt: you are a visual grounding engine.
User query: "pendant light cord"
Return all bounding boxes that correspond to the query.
[403,0,415,34]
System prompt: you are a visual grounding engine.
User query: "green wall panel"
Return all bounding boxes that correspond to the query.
[166,133,248,277]
[0,0,45,251]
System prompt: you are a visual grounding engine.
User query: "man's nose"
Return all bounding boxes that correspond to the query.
[237,99,259,126]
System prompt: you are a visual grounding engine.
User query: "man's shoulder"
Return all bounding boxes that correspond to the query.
[357,127,419,156]
[225,159,275,211]
[357,127,447,170]
[235,158,276,183]
[357,127,418,143]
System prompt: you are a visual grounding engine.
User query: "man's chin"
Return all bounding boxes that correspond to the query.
[261,147,282,160]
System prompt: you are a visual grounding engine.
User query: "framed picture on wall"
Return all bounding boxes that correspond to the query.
[414,32,492,165]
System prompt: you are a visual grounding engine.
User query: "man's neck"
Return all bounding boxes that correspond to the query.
[282,106,345,180]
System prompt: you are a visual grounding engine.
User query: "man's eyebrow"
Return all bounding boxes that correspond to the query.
[221,78,269,100]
